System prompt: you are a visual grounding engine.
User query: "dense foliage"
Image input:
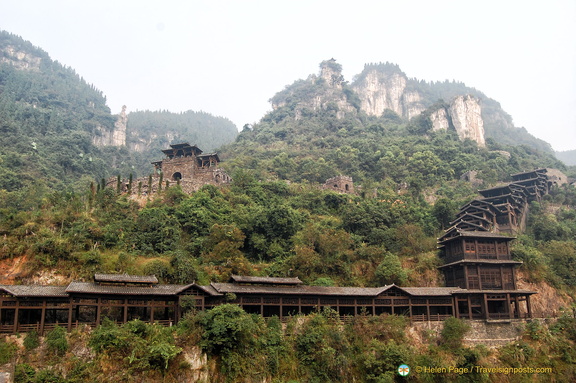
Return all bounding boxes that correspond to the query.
[3,309,576,382]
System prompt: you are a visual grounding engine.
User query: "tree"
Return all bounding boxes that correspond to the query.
[374,253,408,285]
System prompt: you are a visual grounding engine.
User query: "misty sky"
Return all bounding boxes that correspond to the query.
[1,0,575,151]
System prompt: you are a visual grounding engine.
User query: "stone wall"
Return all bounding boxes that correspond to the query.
[412,319,527,348]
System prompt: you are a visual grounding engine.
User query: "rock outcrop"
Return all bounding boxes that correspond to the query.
[449,95,485,147]
[428,96,486,147]
[430,108,450,132]
[0,44,42,71]
[93,106,127,147]
[350,65,425,119]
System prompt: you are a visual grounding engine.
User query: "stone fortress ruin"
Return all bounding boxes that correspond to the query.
[109,143,231,195]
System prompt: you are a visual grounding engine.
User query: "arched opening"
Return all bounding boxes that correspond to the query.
[345,184,349,191]
[172,172,182,181]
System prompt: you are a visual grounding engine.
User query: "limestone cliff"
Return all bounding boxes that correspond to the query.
[350,63,425,119]
[429,96,486,147]
[93,106,127,147]
[271,60,487,147]
[449,95,485,147]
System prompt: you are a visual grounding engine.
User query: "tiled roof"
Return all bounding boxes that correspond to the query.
[66,282,191,296]
[210,283,390,297]
[210,283,465,298]
[0,285,69,297]
[438,230,515,243]
[229,275,303,285]
[94,273,158,284]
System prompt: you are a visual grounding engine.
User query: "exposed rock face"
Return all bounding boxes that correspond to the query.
[352,70,406,116]
[93,106,127,147]
[0,45,42,70]
[350,67,425,118]
[449,95,485,147]
[430,108,450,132]
[271,60,489,147]
[427,96,486,147]
[112,105,128,146]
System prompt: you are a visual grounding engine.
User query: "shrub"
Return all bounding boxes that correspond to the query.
[89,319,181,371]
[198,304,259,356]
[0,338,17,364]
[14,363,36,383]
[46,325,68,356]
[439,317,470,350]
[374,253,408,285]
[24,330,40,350]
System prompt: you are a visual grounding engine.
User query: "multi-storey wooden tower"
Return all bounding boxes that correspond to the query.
[437,229,534,320]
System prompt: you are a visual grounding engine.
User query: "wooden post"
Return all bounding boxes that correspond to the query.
[40,301,46,335]
[67,300,73,331]
[95,298,101,326]
[123,299,128,323]
[477,265,482,289]
[483,294,489,320]
[13,302,19,333]
[454,298,460,319]
[506,293,513,319]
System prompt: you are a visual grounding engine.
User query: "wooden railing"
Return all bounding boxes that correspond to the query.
[411,314,452,322]
[0,319,174,334]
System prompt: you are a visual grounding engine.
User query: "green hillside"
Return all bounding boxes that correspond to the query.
[0,30,120,191]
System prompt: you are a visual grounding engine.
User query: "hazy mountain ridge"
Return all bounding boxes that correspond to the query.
[555,149,576,166]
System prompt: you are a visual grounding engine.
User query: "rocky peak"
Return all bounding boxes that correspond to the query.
[319,59,344,88]
[270,59,355,120]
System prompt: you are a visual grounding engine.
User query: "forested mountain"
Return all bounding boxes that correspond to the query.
[0,30,119,191]
[221,60,565,190]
